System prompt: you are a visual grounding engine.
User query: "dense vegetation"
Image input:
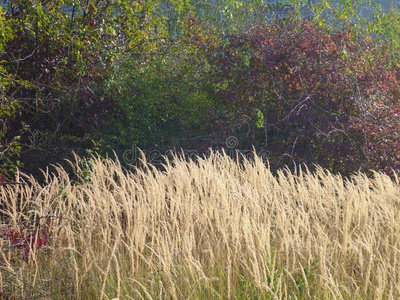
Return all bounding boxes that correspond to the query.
[2,1,400,298]
[2,152,400,299]
[1,0,400,178]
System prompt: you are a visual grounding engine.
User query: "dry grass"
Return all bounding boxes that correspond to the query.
[1,151,400,299]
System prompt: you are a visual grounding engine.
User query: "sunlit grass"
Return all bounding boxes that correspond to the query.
[1,152,400,299]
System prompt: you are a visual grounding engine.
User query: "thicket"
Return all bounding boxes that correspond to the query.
[1,0,400,178]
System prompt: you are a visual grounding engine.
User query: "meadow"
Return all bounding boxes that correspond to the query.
[1,152,400,299]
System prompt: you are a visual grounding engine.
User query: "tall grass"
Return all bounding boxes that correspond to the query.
[1,152,400,299]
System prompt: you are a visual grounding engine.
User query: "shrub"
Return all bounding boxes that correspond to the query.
[100,16,223,155]
[203,17,400,174]
[0,0,174,176]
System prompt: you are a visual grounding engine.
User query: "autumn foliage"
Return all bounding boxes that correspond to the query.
[0,220,50,263]
[1,1,400,177]
[200,19,400,174]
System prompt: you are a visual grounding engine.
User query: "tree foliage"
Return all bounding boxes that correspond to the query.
[0,0,175,176]
[2,0,400,177]
[202,18,400,173]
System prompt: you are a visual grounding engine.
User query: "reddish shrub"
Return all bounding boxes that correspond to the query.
[201,18,400,174]
[0,220,50,263]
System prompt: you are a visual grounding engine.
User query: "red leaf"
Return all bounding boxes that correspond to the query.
[0,174,6,183]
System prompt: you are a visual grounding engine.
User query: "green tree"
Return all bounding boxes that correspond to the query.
[0,0,180,176]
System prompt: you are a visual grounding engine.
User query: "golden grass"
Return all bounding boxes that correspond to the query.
[1,151,400,299]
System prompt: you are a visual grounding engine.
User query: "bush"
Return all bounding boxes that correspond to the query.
[0,0,173,176]
[2,0,400,176]
[201,17,400,174]
[100,17,224,156]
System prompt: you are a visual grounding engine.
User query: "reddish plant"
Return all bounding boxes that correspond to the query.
[197,18,400,174]
[0,220,51,263]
